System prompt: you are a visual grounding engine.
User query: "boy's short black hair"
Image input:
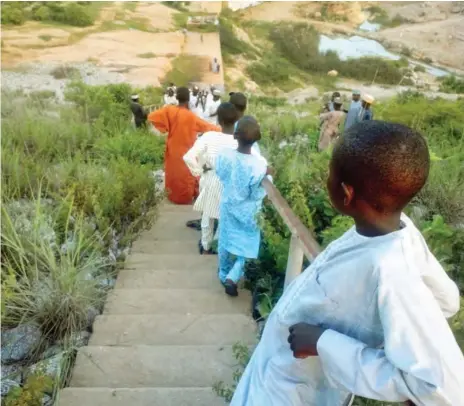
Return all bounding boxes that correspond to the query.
[217,102,239,126]
[234,116,261,146]
[229,92,247,112]
[176,87,190,103]
[332,120,430,212]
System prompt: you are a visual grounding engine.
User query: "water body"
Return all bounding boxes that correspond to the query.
[358,20,381,32]
[319,35,449,77]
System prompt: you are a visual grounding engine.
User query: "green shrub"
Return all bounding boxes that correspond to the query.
[246,53,301,91]
[50,65,80,80]
[268,22,406,85]
[5,372,53,406]
[94,132,166,168]
[162,1,189,12]
[1,197,107,340]
[1,3,26,25]
[60,3,94,27]
[137,52,157,59]
[439,75,464,94]
[31,5,51,21]
[413,64,426,73]
[219,17,256,62]
[163,55,204,86]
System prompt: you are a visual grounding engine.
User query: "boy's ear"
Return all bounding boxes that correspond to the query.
[341,182,354,206]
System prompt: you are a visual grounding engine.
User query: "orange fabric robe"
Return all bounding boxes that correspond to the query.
[148,105,220,204]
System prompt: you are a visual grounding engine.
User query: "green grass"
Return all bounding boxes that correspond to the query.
[50,65,80,80]
[163,54,204,86]
[124,2,138,12]
[137,52,157,59]
[38,34,53,42]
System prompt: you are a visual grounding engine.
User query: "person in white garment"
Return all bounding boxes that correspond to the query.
[229,91,261,156]
[204,89,221,125]
[189,85,202,117]
[183,102,239,254]
[163,87,178,106]
[231,121,463,406]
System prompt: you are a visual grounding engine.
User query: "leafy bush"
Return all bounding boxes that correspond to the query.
[50,65,80,80]
[268,22,406,85]
[1,198,107,340]
[161,1,189,12]
[413,64,426,73]
[439,75,464,94]
[1,3,26,25]
[163,55,204,87]
[5,372,53,406]
[219,17,256,63]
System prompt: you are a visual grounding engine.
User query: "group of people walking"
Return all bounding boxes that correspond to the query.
[149,88,269,297]
[142,84,463,406]
[318,90,374,151]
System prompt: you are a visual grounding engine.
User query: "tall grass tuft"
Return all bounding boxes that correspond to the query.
[1,194,108,341]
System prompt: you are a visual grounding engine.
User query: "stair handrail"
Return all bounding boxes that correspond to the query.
[261,177,322,289]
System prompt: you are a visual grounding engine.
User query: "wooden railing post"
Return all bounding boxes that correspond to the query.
[284,235,304,289]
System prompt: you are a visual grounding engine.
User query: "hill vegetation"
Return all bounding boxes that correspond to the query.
[1,1,103,27]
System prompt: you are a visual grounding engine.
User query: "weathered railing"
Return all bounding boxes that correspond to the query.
[261,177,321,288]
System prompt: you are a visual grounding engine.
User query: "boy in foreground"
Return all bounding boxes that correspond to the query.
[215,116,270,296]
[231,121,462,405]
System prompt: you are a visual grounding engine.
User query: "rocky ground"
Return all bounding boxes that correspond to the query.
[2,62,126,102]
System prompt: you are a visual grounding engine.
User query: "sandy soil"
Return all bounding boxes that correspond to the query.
[0,2,224,88]
[379,1,464,23]
[370,16,464,70]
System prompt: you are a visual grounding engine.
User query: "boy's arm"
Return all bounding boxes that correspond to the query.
[421,254,460,318]
[315,267,460,404]
[183,137,207,177]
[148,107,169,133]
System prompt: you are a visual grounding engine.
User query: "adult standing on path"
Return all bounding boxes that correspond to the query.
[148,87,220,204]
[318,97,345,152]
[344,89,362,130]
[130,94,147,129]
[204,89,222,125]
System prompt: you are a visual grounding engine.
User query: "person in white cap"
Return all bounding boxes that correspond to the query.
[163,87,178,106]
[204,89,222,125]
[130,94,147,129]
[189,85,202,117]
[318,96,345,151]
[359,93,374,121]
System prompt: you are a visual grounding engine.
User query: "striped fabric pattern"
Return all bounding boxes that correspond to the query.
[183,131,237,219]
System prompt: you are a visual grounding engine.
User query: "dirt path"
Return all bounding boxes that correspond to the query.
[184,32,224,88]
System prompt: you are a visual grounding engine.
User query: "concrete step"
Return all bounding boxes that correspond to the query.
[125,253,216,271]
[90,314,257,346]
[160,203,195,213]
[104,289,251,315]
[58,387,226,406]
[141,211,201,241]
[131,239,200,255]
[115,269,220,289]
[70,345,238,388]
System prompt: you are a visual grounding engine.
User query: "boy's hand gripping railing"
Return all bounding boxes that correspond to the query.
[261,178,321,289]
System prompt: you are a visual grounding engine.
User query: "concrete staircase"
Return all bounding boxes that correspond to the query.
[58,203,256,406]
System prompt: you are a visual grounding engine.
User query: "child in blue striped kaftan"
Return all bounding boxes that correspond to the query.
[215,116,270,297]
